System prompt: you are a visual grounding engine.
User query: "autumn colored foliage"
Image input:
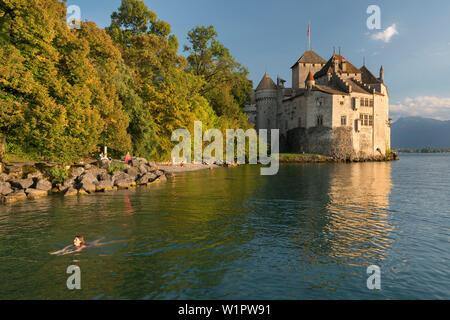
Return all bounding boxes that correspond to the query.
[0,0,252,162]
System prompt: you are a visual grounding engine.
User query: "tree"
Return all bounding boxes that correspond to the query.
[184,25,253,120]
[106,0,218,160]
[0,0,131,162]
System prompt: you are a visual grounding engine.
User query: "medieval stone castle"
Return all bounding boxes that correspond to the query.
[244,49,391,159]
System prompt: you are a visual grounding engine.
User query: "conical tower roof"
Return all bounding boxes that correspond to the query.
[256,73,277,91]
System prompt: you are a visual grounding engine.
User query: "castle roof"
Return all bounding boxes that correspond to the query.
[313,84,349,95]
[314,54,361,79]
[291,50,326,68]
[306,71,315,81]
[360,65,381,84]
[256,73,277,91]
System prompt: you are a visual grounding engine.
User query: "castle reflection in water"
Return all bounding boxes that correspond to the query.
[284,162,394,269]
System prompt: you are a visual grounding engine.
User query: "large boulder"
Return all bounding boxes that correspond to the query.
[79,170,100,186]
[136,172,157,185]
[4,165,22,175]
[0,173,9,182]
[96,180,115,192]
[10,179,34,190]
[80,181,97,193]
[98,172,112,181]
[152,174,167,183]
[84,168,107,179]
[97,159,111,169]
[69,167,85,178]
[154,170,165,177]
[26,171,43,180]
[111,171,129,183]
[114,177,136,189]
[138,163,148,174]
[35,179,52,192]
[64,187,78,197]
[3,190,27,203]
[26,188,48,199]
[63,177,76,188]
[130,157,148,167]
[125,167,138,178]
[0,182,13,195]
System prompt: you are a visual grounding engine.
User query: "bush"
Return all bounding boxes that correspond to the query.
[107,162,126,174]
[49,167,69,184]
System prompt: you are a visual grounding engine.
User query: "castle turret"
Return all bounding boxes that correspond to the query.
[379,65,384,83]
[291,50,326,89]
[255,73,277,130]
[305,71,315,90]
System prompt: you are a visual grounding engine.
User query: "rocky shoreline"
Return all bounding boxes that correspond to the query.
[0,157,177,205]
[0,153,399,205]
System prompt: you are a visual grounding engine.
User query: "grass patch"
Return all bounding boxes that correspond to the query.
[275,153,333,162]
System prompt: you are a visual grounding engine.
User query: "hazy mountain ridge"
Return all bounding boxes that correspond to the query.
[391,117,450,149]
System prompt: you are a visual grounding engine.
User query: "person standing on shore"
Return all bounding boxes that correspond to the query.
[125,152,131,164]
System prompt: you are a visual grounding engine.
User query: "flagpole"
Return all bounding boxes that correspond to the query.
[308,22,311,50]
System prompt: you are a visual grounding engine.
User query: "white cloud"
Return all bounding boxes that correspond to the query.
[371,24,399,43]
[390,96,450,121]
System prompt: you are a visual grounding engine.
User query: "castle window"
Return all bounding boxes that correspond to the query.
[340,101,344,105]
[365,98,369,106]
[370,99,374,107]
[360,99,364,107]
[290,112,294,120]
[359,113,373,126]
[317,115,324,126]
[352,98,358,110]
[341,116,347,126]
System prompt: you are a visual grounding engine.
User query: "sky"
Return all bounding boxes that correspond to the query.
[67,0,450,121]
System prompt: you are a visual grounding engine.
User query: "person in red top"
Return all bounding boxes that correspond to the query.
[125,152,131,164]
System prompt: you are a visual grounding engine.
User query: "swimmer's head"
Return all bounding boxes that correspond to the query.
[73,236,85,247]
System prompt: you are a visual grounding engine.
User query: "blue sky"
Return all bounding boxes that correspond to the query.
[67,0,450,120]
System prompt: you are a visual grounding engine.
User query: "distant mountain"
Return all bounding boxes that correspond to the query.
[391,117,450,149]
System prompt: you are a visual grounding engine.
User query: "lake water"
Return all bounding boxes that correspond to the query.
[0,154,448,299]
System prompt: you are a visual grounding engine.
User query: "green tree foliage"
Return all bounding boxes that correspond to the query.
[184,25,253,123]
[0,0,130,162]
[0,0,254,163]
[107,0,223,160]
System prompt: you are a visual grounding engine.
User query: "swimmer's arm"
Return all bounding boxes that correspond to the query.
[50,244,73,255]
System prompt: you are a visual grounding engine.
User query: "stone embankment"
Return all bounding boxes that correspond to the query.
[278,152,399,163]
[0,158,173,204]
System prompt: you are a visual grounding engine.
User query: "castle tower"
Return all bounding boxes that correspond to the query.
[305,71,315,90]
[255,73,277,130]
[291,50,326,90]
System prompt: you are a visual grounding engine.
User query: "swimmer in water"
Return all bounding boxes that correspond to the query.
[50,237,127,256]
[50,236,96,255]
